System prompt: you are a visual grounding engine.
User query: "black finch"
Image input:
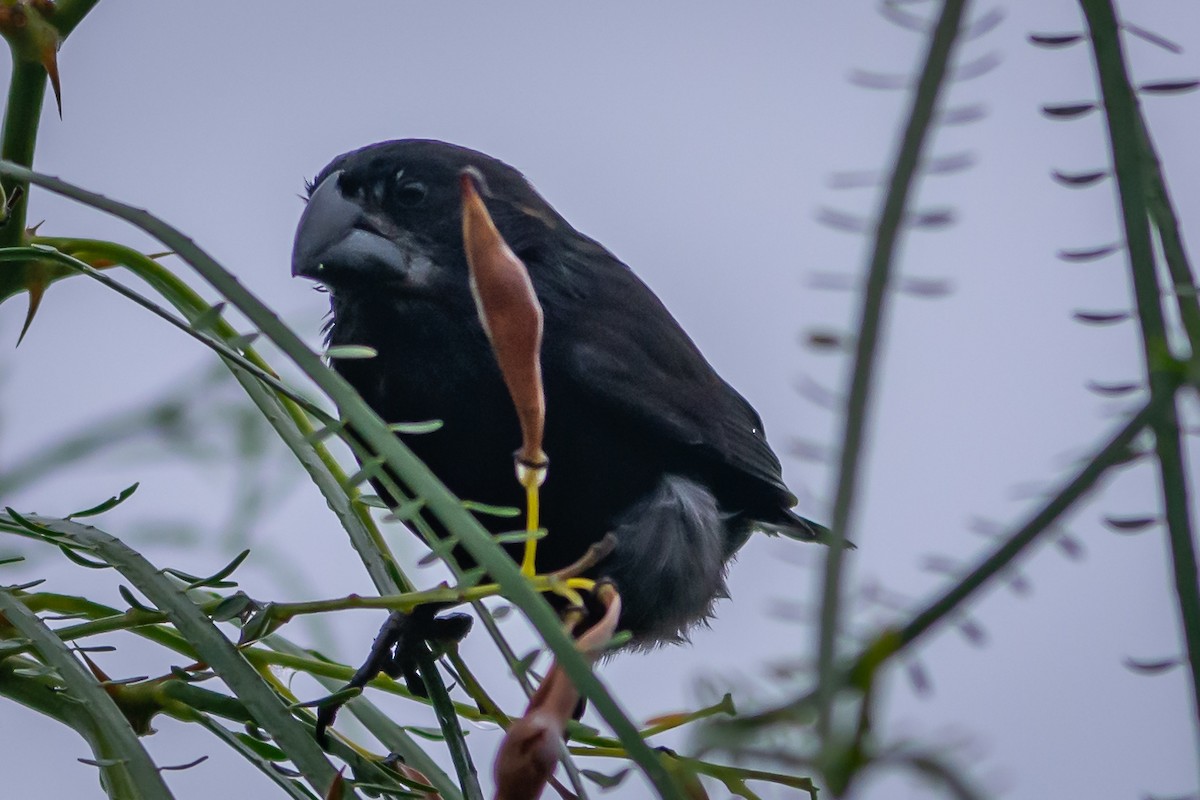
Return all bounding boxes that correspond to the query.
[292,139,824,645]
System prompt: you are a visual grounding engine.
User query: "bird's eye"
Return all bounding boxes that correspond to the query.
[394,181,428,207]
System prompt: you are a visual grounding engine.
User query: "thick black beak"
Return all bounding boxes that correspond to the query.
[292,171,408,282]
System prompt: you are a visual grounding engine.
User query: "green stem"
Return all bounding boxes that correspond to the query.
[0,53,45,245]
[815,0,968,738]
[16,591,193,650]
[1080,0,1200,770]
[0,0,101,243]
[9,585,634,754]
[416,649,482,800]
[1135,121,1200,355]
[638,694,735,739]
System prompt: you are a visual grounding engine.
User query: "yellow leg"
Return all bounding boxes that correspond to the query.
[520,479,540,577]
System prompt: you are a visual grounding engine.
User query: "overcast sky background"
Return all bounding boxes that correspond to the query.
[1,2,1198,798]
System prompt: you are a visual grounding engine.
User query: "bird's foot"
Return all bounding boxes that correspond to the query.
[314,605,472,746]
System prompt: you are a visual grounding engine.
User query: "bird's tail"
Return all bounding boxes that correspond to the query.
[759,510,851,549]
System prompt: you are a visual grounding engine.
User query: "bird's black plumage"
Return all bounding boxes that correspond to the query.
[293,139,822,644]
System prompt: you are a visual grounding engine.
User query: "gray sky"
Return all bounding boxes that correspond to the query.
[2,2,1198,798]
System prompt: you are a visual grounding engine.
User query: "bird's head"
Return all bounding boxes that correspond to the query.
[292,139,565,297]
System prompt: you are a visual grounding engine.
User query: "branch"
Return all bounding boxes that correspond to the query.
[1080,0,1200,764]
[816,0,969,736]
[0,0,101,245]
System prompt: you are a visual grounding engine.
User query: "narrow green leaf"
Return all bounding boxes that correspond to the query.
[98,675,150,687]
[1041,102,1097,119]
[10,579,46,591]
[161,567,204,583]
[491,529,547,545]
[461,500,521,518]
[1122,22,1181,53]
[356,494,389,509]
[1085,381,1140,397]
[68,483,140,519]
[234,733,290,762]
[348,783,422,798]
[1074,310,1130,324]
[0,555,26,567]
[1104,515,1158,533]
[325,345,378,360]
[1052,169,1108,187]
[1123,656,1181,675]
[1029,32,1084,47]
[58,545,112,569]
[1139,79,1200,95]
[805,329,846,351]
[183,549,251,590]
[388,419,443,435]
[211,591,258,622]
[118,585,158,613]
[4,507,62,538]
[403,725,453,742]
[605,630,634,651]
[1058,244,1120,262]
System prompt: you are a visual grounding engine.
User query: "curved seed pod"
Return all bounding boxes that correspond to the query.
[459,169,547,484]
[494,585,622,800]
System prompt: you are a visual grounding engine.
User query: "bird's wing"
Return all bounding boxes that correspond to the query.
[541,247,797,507]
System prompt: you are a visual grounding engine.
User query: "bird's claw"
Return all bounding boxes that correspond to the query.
[314,606,472,747]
